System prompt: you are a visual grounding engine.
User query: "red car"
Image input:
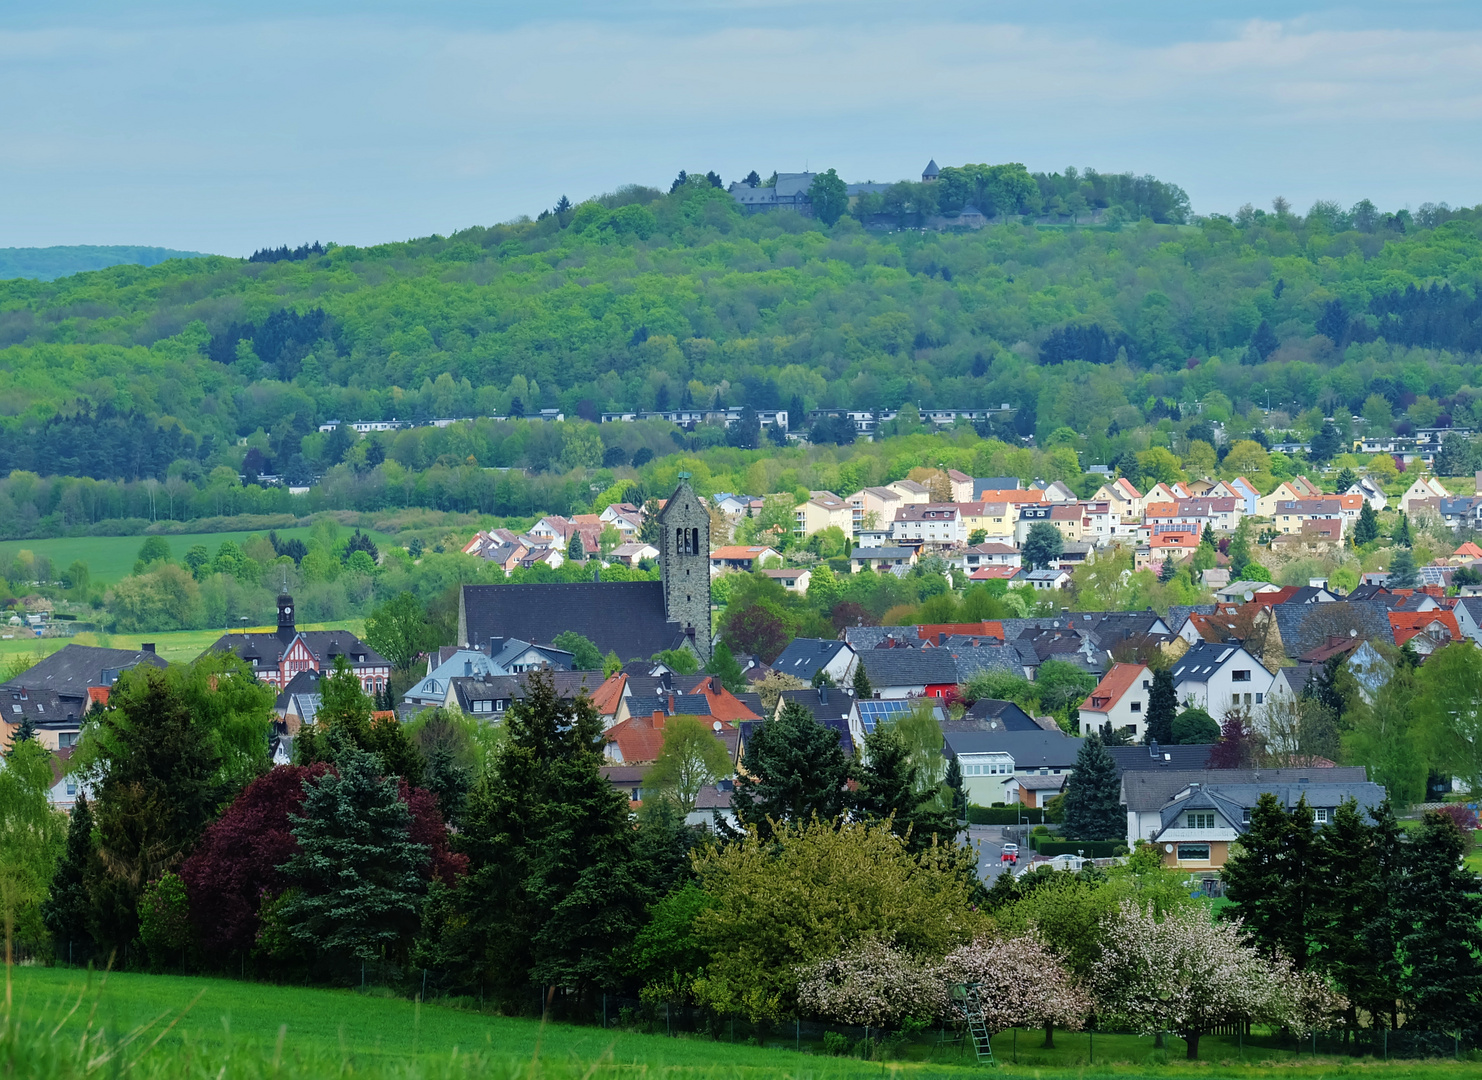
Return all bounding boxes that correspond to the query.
[1000,843,1019,864]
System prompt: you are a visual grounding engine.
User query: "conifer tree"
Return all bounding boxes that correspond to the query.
[1354,501,1379,545]
[1392,509,1412,548]
[278,737,430,969]
[1364,799,1407,1029]
[734,700,850,837]
[1201,522,1215,548]
[704,639,746,693]
[1144,667,1176,746]
[852,662,873,699]
[1159,554,1175,583]
[42,791,96,963]
[943,756,967,820]
[853,724,957,851]
[1221,792,1314,967]
[1060,732,1123,841]
[1387,547,1417,589]
[1228,517,1252,578]
[1309,798,1383,1040]
[1397,810,1482,1031]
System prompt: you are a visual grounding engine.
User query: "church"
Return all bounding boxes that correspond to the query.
[201,592,392,693]
[458,480,713,663]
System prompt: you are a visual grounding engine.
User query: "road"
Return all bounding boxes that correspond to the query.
[966,824,1022,884]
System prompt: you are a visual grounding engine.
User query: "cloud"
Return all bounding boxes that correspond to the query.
[0,12,1479,251]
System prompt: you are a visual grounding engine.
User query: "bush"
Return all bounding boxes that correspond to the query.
[964,806,1045,825]
[1028,838,1124,858]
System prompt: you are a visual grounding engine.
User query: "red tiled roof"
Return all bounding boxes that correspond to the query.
[1080,662,1147,715]
[1389,610,1460,646]
[604,712,669,764]
[689,677,760,722]
[917,622,1006,645]
[589,673,627,716]
[970,566,1018,580]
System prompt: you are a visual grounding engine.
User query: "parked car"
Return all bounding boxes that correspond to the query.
[1000,842,1019,864]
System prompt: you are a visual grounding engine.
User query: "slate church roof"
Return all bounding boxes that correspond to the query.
[459,581,686,662]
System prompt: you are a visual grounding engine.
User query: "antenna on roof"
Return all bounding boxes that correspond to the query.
[1244,592,1254,602]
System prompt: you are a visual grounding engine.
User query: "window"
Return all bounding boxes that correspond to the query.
[58,732,78,748]
[1186,813,1216,829]
[66,781,77,797]
[1255,693,1264,704]
[1177,843,1211,861]
[1315,808,1330,823]
[1142,680,1151,690]
[1232,669,1251,682]
[1242,809,1251,823]
[1130,702,1142,713]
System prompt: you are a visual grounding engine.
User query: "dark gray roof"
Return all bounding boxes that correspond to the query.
[860,648,961,688]
[942,728,1082,769]
[739,713,854,757]
[1270,600,1393,658]
[852,547,916,559]
[774,687,854,723]
[772,638,851,681]
[1158,778,1387,835]
[0,686,84,726]
[945,640,1022,679]
[2,643,167,700]
[1107,743,1215,774]
[1167,604,1217,629]
[204,629,387,671]
[1170,641,1254,683]
[974,477,1021,496]
[274,669,322,711]
[1122,766,1369,812]
[963,698,1042,731]
[844,626,916,650]
[461,581,687,662]
[449,669,607,711]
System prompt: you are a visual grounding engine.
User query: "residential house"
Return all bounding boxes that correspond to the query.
[973,477,1022,497]
[957,502,1016,544]
[893,503,965,547]
[402,640,574,713]
[1015,502,1084,544]
[847,487,904,534]
[770,638,857,685]
[1215,580,1283,604]
[1135,530,1201,571]
[858,646,963,698]
[946,469,976,502]
[1013,567,1072,591]
[759,567,812,592]
[1256,478,1322,516]
[1168,641,1275,714]
[1079,501,1120,544]
[953,543,1021,573]
[1077,663,1152,741]
[1092,477,1143,519]
[1453,596,1482,646]
[851,697,949,756]
[1120,765,1370,853]
[1388,610,1460,655]
[887,479,933,505]
[709,545,780,574]
[851,546,918,573]
[942,727,1084,807]
[1346,476,1387,511]
[1148,772,1387,870]
[793,491,852,538]
[607,541,659,567]
[1400,475,1450,514]
[1270,498,1348,537]
[0,643,167,750]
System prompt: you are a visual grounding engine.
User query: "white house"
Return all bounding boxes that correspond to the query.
[1077,663,1151,740]
[1169,642,1275,715]
[1399,475,1449,514]
[893,504,965,546]
[1346,477,1387,511]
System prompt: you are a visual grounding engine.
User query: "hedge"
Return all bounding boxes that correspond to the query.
[965,806,1046,825]
[1030,838,1125,858]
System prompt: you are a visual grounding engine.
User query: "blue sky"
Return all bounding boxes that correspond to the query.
[3,1,1479,254]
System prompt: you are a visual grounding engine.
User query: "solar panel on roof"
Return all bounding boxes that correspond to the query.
[856,699,915,734]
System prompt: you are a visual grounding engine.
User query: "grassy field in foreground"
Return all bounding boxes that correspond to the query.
[4,966,1479,1080]
[0,621,364,666]
[0,527,394,586]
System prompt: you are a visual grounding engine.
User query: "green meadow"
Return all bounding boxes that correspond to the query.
[2,966,1476,1080]
[0,622,364,666]
[0,527,394,587]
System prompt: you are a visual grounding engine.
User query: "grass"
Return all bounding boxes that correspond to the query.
[4,966,1479,1080]
[0,526,394,586]
[0,621,364,666]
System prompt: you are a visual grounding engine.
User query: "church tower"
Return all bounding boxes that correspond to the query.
[658,476,713,662]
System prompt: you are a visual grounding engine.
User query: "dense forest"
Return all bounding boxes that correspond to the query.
[0,245,209,282]
[1,164,1481,538]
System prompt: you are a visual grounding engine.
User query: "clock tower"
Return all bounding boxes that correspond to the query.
[277,591,296,645]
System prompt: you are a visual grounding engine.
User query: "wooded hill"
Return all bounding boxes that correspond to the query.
[0,169,1480,488]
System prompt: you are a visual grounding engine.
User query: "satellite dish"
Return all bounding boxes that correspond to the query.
[1350,629,1357,637]
[1164,844,1175,854]
[712,720,723,732]
[1244,591,1254,602]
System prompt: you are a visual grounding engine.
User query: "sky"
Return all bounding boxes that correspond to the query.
[2,1,1480,255]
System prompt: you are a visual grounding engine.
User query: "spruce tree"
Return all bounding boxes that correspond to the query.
[1159,554,1175,583]
[1310,798,1382,1039]
[1144,667,1176,746]
[1228,518,1252,578]
[1201,521,1215,548]
[42,792,96,963]
[943,756,967,820]
[853,724,957,851]
[1392,510,1412,548]
[1061,732,1123,841]
[1354,502,1379,546]
[1221,792,1314,966]
[704,640,746,693]
[1364,799,1407,1029]
[278,737,430,968]
[852,662,873,699]
[1397,810,1482,1031]
[1387,547,1417,589]
[9,716,35,746]
[733,700,850,837]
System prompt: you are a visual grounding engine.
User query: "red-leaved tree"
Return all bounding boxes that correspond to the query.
[181,763,331,957]
[398,778,468,884]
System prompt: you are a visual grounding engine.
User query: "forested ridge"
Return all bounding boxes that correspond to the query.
[1,170,1481,499]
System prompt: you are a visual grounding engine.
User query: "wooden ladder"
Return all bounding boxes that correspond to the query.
[951,984,994,1064]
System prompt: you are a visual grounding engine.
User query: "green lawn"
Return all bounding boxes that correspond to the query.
[0,621,364,666]
[0,527,394,586]
[4,966,1478,1080]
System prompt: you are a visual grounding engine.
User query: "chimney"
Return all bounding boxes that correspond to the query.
[464,659,473,677]
[142,643,156,655]
[1148,739,1160,758]
[819,685,829,704]
[593,565,601,583]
